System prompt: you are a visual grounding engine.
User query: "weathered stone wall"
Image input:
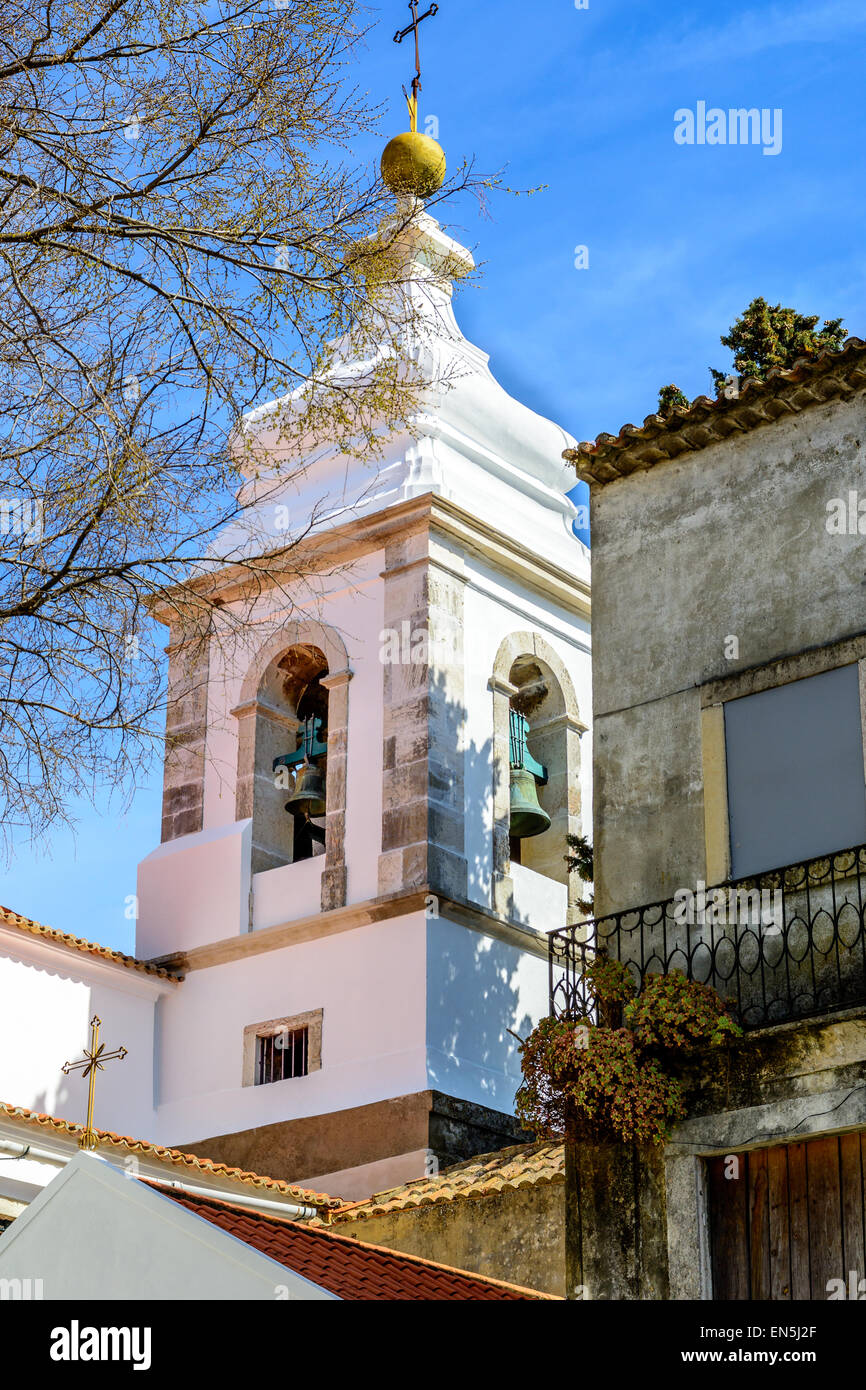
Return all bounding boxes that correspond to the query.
[561,1008,866,1300]
[565,1135,669,1300]
[337,1182,566,1298]
[181,1089,528,1196]
[667,1008,866,1298]
[681,1005,866,1127]
[564,1008,866,1300]
[589,393,866,914]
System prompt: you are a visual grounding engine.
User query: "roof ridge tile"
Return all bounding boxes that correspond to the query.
[329,1139,565,1221]
[568,337,866,483]
[0,1101,339,1208]
[0,905,182,981]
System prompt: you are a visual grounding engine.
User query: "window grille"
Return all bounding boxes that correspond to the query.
[255,1026,309,1085]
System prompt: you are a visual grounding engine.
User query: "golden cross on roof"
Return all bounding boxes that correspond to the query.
[393,2,439,133]
[61,1015,127,1150]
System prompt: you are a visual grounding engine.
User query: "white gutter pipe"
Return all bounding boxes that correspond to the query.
[0,1139,323,1221]
[160,1178,321,1222]
[0,1139,65,1166]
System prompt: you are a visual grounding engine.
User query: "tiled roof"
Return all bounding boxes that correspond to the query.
[566,337,866,486]
[156,1184,556,1299]
[0,905,182,982]
[0,1103,339,1210]
[329,1140,565,1222]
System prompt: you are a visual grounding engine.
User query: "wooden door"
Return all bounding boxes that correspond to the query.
[707,1132,866,1300]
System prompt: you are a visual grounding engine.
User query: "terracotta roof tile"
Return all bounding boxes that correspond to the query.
[328,1139,564,1222]
[0,1102,339,1209]
[566,337,866,485]
[0,905,182,981]
[153,1184,556,1299]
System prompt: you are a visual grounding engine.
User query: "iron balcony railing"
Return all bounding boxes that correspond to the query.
[549,844,866,1030]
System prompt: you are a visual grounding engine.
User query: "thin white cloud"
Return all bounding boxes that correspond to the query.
[644,0,866,71]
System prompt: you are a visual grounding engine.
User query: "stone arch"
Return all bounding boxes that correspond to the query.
[489,631,587,923]
[237,620,350,708]
[232,619,352,911]
[491,631,582,721]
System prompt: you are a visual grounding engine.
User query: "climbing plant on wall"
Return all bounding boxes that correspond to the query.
[565,832,595,916]
[515,960,741,1147]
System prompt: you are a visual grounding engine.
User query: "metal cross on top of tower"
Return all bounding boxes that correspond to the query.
[393,1,439,133]
[62,1015,127,1150]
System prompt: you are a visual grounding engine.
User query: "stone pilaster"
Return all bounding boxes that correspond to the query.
[320,668,352,910]
[161,630,211,842]
[490,675,519,918]
[525,710,586,921]
[426,540,467,899]
[378,530,431,896]
[377,525,468,900]
[232,699,300,874]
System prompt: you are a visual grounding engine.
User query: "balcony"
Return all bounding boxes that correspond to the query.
[549,844,866,1030]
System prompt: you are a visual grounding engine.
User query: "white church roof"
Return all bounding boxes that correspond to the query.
[209,206,586,577]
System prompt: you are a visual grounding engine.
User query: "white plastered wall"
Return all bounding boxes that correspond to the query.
[425,915,549,1115]
[0,943,163,1140]
[152,911,428,1146]
[153,907,548,1154]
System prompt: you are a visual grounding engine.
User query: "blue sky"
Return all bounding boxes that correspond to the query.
[3,0,864,951]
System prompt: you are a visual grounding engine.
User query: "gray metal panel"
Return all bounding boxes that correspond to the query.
[724,663,866,878]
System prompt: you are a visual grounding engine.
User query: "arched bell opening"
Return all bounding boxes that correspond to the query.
[234,620,351,911]
[507,655,567,882]
[280,657,330,863]
[250,644,330,873]
[490,631,586,923]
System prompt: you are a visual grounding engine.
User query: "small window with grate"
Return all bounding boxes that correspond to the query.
[242,1009,322,1088]
[255,1026,309,1085]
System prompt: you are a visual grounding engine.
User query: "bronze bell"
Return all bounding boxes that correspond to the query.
[285,760,326,818]
[509,767,551,840]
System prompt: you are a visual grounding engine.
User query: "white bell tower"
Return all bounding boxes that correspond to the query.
[136,207,592,1199]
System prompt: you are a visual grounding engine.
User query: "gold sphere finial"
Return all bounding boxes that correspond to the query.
[381,130,446,199]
